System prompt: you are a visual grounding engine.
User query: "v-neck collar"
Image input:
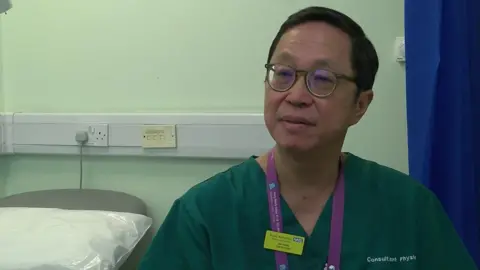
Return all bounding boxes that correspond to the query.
[280,192,333,259]
[248,152,359,260]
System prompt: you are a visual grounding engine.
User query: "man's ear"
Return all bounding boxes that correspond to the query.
[350,90,374,126]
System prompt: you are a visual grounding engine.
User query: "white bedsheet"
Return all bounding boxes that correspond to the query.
[0,207,152,270]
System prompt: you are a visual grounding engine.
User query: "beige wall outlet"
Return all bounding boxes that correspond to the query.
[142,125,177,148]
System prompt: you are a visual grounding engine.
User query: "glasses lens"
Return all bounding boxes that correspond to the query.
[307,69,336,96]
[267,65,295,91]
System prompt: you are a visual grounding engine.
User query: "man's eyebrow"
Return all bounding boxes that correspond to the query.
[311,59,333,69]
[271,52,335,70]
[271,52,295,63]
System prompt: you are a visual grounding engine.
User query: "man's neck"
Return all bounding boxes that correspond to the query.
[274,144,342,193]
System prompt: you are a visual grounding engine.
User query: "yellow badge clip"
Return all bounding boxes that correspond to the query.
[264,230,305,256]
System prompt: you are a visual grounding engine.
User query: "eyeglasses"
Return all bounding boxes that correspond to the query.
[264,63,356,98]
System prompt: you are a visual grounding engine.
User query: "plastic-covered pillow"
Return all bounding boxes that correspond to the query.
[0,207,152,270]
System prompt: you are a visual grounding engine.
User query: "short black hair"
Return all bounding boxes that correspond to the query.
[267,6,379,93]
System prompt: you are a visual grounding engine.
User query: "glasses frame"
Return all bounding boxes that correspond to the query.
[264,63,356,98]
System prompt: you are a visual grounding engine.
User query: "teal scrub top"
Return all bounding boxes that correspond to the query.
[139,154,477,269]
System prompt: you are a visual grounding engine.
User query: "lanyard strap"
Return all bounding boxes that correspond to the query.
[266,150,345,270]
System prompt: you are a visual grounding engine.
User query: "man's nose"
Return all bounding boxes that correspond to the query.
[285,75,314,108]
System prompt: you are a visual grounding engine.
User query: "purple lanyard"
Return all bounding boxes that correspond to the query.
[266,150,345,270]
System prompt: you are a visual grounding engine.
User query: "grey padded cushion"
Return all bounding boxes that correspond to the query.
[0,189,147,215]
[0,189,153,270]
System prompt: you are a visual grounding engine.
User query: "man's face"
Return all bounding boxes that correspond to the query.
[264,22,373,152]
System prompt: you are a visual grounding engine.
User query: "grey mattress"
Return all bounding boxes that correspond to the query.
[0,189,154,270]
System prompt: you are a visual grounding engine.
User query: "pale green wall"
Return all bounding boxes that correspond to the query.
[1,18,5,197]
[0,18,3,111]
[0,0,405,228]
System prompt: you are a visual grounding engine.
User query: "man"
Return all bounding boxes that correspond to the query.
[139,6,477,269]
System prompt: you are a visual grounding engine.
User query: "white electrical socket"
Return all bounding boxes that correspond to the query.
[85,124,109,147]
[394,36,406,62]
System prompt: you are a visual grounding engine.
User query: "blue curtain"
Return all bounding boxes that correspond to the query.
[405,0,480,265]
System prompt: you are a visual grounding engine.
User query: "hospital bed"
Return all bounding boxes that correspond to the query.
[0,189,154,270]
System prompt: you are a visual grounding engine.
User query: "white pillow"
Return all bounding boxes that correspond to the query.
[0,207,152,270]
